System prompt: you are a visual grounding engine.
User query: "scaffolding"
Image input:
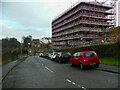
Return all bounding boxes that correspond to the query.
[52,1,115,49]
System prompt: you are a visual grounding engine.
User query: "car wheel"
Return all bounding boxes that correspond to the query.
[50,58,52,60]
[71,63,74,66]
[80,63,84,70]
[58,60,61,63]
[95,63,99,68]
[55,58,57,62]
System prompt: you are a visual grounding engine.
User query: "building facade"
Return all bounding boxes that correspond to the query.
[52,1,114,49]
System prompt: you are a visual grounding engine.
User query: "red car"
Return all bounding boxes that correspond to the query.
[70,51,100,69]
[39,53,43,57]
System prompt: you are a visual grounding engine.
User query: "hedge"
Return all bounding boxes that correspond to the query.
[56,42,120,59]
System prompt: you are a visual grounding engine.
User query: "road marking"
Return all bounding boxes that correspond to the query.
[81,86,87,90]
[72,82,76,85]
[66,79,88,90]
[45,66,53,73]
[66,79,72,83]
[66,79,76,86]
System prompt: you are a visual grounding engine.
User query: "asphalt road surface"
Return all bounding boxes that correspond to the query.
[2,56,119,88]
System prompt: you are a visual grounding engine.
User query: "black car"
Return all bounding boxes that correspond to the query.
[43,52,49,59]
[55,52,71,63]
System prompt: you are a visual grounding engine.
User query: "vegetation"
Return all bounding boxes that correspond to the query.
[2,38,21,64]
[2,35,32,65]
[22,35,32,48]
[2,56,29,65]
[18,56,29,62]
[56,42,120,65]
[99,58,120,66]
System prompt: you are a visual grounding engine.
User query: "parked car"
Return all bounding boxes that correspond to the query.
[55,52,71,63]
[48,53,52,59]
[39,53,43,57]
[49,52,58,61]
[70,51,100,69]
[43,52,49,59]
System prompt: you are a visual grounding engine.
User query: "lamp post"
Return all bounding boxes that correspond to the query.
[21,39,23,58]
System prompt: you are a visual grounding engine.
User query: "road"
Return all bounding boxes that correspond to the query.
[2,56,119,88]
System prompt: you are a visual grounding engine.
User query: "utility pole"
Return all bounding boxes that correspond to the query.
[21,39,23,58]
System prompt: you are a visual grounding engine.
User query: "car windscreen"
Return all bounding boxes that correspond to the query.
[62,53,70,55]
[84,52,97,57]
[54,53,57,55]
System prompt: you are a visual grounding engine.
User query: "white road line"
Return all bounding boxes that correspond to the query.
[66,79,76,86]
[72,82,76,85]
[45,66,53,73]
[81,86,87,90]
[66,79,72,83]
[66,79,88,90]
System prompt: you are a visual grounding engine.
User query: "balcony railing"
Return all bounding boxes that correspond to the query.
[52,34,98,41]
[52,5,111,26]
[52,20,110,33]
[52,27,102,37]
[52,12,108,29]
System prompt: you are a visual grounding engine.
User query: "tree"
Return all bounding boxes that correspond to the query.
[22,35,32,48]
[2,37,21,63]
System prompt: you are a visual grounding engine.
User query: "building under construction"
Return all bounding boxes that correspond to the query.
[52,1,114,49]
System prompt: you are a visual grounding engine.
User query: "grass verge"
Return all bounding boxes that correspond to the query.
[99,58,120,66]
[2,59,16,66]
[17,56,29,62]
[1,56,29,66]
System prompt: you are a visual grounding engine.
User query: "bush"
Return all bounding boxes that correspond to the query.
[56,42,120,59]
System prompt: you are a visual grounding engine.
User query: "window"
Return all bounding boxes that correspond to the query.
[73,53,77,58]
[84,52,97,57]
[77,53,82,57]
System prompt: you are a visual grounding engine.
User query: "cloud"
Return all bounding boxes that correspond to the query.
[2,2,49,28]
[1,0,112,42]
[2,1,80,28]
[1,23,51,41]
[0,1,82,41]
[0,19,51,41]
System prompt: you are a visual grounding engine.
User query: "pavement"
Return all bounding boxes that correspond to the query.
[1,56,29,81]
[97,64,120,74]
[2,60,20,78]
[1,56,119,88]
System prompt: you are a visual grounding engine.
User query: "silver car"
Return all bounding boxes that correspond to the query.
[49,52,58,61]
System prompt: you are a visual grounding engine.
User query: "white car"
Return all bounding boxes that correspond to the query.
[49,52,57,61]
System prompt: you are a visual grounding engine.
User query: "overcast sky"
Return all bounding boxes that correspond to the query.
[0,0,119,42]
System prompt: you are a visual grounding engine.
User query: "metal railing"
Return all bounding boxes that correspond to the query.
[52,34,119,49]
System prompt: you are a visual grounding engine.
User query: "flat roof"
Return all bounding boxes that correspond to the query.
[52,2,113,23]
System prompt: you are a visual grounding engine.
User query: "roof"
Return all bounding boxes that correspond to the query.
[77,51,95,53]
[52,1,113,23]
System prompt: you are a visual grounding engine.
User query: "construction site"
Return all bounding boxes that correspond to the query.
[52,0,119,49]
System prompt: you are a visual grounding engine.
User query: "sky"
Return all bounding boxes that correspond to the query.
[0,0,119,42]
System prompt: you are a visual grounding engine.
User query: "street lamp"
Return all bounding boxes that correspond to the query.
[21,39,23,58]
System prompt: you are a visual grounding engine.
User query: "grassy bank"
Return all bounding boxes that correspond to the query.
[99,58,120,66]
[18,56,29,61]
[1,56,29,66]
[2,59,17,66]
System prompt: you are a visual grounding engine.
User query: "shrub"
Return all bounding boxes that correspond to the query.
[56,42,120,59]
